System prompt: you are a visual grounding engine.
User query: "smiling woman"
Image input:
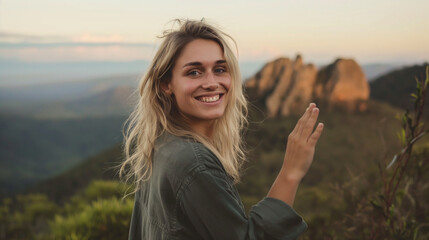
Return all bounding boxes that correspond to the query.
[120,19,324,240]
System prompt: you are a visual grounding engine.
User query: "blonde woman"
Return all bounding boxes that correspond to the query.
[121,19,324,240]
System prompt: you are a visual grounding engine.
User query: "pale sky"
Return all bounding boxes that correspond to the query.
[0,0,428,64]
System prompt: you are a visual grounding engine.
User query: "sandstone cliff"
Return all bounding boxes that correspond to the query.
[245,55,370,117]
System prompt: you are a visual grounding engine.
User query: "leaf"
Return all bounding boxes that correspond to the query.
[401,113,407,127]
[411,93,418,99]
[397,129,406,146]
[416,77,422,93]
[387,154,398,169]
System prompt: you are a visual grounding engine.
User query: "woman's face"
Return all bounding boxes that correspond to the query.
[164,38,231,128]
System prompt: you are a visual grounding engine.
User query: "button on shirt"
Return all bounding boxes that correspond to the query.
[128,133,307,240]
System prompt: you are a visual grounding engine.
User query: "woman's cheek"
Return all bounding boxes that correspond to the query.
[222,76,232,90]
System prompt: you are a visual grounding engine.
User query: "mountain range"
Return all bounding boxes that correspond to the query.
[0,57,427,198]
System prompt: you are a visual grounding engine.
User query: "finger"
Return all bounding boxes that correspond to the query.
[300,107,319,138]
[308,122,324,146]
[299,106,318,136]
[293,103,315,135]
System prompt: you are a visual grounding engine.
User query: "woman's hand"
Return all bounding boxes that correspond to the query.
[280,103,324,182]
[267,103,323,206]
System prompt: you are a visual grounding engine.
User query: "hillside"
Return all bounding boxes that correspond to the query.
[370,63,429,115]
[27,145,122,203]
[239,99,405,201]
[0,115,126,196]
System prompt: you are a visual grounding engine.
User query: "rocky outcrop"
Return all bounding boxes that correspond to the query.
[264,58,294,117]
[314,59,370,112]
[245,55,370,117]
[281,62,318,116]
[246,57,291,96]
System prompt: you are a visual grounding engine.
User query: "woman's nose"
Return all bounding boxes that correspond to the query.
[202,73,219,90]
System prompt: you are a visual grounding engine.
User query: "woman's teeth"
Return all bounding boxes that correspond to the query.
[198,95,220,103]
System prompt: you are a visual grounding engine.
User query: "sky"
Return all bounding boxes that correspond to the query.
[0,0,428,65]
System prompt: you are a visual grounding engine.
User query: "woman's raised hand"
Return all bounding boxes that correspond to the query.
[281,103,324,181]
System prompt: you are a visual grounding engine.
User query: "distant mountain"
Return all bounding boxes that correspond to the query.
[0,114,126,196]
[0,60,149,87]
[361,63,403,81]
[0,75,139,118]
[370,63,429,115]
[66,85,137,117]
[0,74,139,102]
[13,85,137,118]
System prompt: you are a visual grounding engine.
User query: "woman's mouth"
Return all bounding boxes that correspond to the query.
[196,94,224,103]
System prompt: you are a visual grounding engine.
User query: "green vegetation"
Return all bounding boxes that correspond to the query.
[329,66,429,239]
[50,181,133,240]
[1,181,133,239]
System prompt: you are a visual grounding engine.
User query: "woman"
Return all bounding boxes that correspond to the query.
[121,19,324,240]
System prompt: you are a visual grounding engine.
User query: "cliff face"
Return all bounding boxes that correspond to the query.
[245,55,370,117]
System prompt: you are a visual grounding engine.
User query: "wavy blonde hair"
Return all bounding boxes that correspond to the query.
[120,19,248,189]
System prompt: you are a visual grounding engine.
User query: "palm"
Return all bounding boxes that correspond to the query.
[282,103,323,180]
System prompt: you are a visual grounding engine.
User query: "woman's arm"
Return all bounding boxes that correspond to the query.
[178,103,323,239]
[179,167,307,240]
[268,103,324,206]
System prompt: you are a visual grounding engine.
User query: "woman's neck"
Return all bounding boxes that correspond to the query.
[190,120,215,140]
[179,113,216,140]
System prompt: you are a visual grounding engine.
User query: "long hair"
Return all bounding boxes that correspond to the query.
[120,19,248,190]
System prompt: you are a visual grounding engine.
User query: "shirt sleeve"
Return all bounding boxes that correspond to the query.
[178,168,307,240]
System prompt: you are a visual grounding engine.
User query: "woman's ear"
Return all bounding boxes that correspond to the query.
[161,82,172,95]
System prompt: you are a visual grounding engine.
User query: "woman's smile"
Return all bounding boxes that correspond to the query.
[195,93,225,103]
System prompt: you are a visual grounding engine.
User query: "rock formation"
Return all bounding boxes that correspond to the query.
[281,62,318,116]
[246,57,291,96]
[245,55,370,117]
[314,59,370,112]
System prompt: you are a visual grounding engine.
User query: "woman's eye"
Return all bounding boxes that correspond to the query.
[187,70,200,76]
[215,68,226,73]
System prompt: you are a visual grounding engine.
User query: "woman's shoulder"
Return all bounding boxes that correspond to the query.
[154,132,226,186]
[155,132,216,163]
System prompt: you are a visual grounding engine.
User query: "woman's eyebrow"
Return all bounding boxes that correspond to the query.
[182,60,226,68]
[182,62,202,68]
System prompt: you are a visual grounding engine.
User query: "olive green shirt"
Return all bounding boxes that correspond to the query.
[128,133,307,239]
